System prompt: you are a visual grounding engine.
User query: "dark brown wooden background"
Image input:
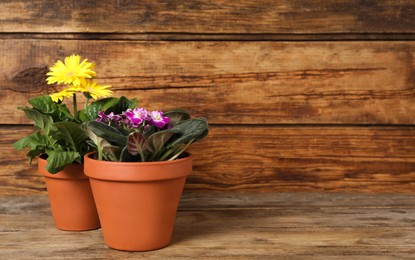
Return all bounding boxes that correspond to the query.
[0,0,414,195]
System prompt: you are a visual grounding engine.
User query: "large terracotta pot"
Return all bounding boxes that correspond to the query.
[84,152,192,251]
[38,156,100,231]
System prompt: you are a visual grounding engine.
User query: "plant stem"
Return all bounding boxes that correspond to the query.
[84,97,90,110]
[120,146,129,162]
[73,94,78,121]
[168,139,194,161]
[97,143,103,161]
[159,147,176,161]
[139,150,145,162]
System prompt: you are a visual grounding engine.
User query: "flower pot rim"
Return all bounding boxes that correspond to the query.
[84,152,193,182]
[84,151,191,167]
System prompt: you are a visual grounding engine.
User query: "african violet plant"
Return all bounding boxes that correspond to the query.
[84,107,209,162]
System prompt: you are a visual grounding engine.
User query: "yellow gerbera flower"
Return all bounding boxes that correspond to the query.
[71,81,112,100]
[49,88,75,103]
[46,54,96,87]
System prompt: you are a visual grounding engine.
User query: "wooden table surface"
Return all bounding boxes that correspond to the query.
[1,192,415,259]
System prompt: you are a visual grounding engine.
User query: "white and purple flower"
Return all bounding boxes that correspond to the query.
[125,108,148,127]
[96,108,170,129]
[148,111,170,128]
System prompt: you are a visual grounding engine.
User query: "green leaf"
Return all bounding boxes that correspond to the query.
[105,96,138,114]
[13,131,49,162]
[166,118,209,148]
[164,109,191,126]
[28,95,57,114]
[102,146,122,161]
[57,105,73,121]
[143,125,157,139]
[127,132,147,161]
[147,131,174,160]
[86,121,128,146]
[79,97,119,122]
[83,124,114,161]
[127,98,138,109]
[86,140,97,150]
[26,149,44,163]
[13,131,48,151]
[29,95,73,122]
[84,126,109,149]
[120,146,140,162]
[51,121,88,152]
[45,150,81,174]
[19,107,55,134]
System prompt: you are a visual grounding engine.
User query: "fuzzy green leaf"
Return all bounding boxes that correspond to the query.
[127,132,147,161]
[164,109,191,126]
[143,125,157,139]
[166,118,209,148]
[147,131,174,160]
[84,124,115,161]
[102,146,122,161]
[86,121,127,146]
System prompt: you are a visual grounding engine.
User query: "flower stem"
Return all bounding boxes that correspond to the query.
[98,149,103,161]
[168,139,194,161]
[139,150,145,162]
[159,147,176,161]
[84,97,90,110]
[73,94,78,121]
[96,142,103,161]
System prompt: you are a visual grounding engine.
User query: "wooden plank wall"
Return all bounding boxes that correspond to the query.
[0,0,414,194]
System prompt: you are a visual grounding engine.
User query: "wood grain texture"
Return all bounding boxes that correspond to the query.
[1,193,415,258]
[3,33,415,41]
[2,125,415,194]
[1,1,414,197]
[0,0,414,34]
[2,40,415,125]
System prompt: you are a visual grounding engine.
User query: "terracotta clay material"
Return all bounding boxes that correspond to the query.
[84,153,192,251]
[38,157,100,231]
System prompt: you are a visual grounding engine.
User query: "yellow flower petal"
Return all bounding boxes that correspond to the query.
[49,88,75,103]
[46,54,96,86]
[76,81,112,100]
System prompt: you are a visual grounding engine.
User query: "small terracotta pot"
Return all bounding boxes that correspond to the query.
[38,156,100,231]
[84,152,192,251]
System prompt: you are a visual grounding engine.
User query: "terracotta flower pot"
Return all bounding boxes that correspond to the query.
[38,156,100,231]
[84,152,192,251]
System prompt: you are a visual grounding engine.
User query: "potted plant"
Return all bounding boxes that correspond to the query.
[83,106,208,251]
[12,54,118,231]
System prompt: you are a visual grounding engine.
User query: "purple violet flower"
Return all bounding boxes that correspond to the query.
[96,111,108,122]
[96,111,122,124]
[109,113,123,123]
[148,111,170,128]
[125,108,148,127]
